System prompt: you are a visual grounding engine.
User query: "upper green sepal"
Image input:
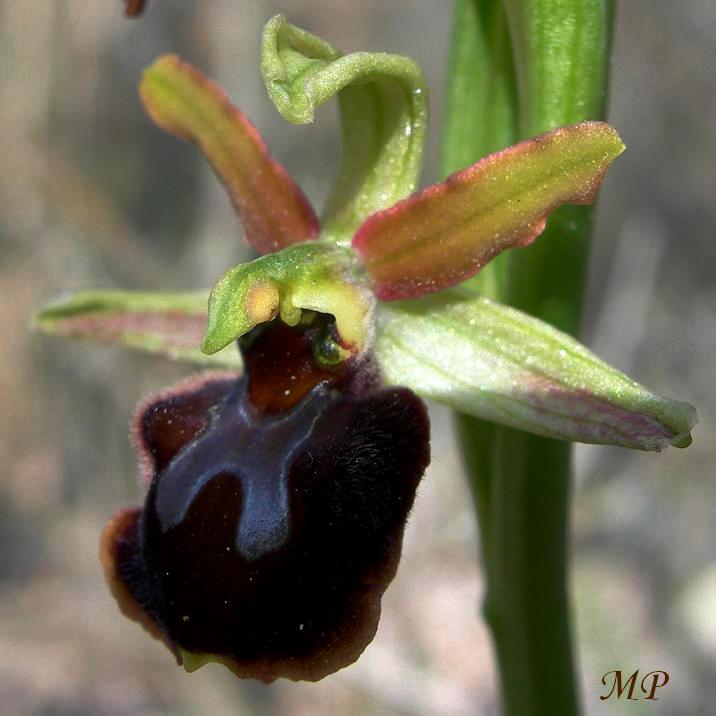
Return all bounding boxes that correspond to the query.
[35,290,240,368]
[260,15,340,126]
[202,242,374,357]
[260,15,428,242]
[375,289,696,451]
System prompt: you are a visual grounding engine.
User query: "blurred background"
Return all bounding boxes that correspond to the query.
[0,1,713,714]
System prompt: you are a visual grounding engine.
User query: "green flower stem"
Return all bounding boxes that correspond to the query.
[443,1,615,714]
[459,423,576,716]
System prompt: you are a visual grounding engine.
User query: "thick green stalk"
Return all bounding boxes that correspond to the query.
[457,422,576,715]
[443,1,614,714]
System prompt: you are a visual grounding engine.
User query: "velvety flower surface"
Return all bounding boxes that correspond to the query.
[101,319,430,682]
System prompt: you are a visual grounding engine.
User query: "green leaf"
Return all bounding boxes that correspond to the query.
[375,289,696,451]
[354,121,624,300]
[35,291,240,368]
[140,55,319,254]
[261,15,428,242]
[202,242,374,357]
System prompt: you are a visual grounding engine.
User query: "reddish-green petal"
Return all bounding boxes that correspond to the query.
[140,55,319,254]
[353,121,624,300]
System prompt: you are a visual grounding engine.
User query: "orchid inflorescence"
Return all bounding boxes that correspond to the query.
[37,16,696,682]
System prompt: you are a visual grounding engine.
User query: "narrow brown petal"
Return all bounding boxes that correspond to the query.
[140,56,320,253]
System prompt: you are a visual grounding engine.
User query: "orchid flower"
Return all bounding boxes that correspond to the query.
[36,16,696,682]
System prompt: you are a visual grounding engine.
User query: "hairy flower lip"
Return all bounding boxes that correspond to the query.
[100,507,166,642]
[103,321,430,682]
[131,371,241,487]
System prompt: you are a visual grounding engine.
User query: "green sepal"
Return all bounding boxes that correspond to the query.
[375,289,696,451]
[35,291,240,368]
[202,242,374,357]
[260,14,428,242]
